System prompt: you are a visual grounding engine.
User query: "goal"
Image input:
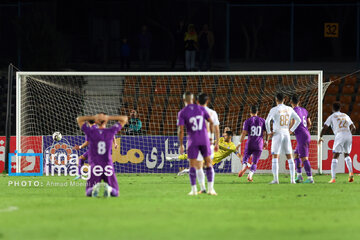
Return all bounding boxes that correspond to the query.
[14,71,327,175]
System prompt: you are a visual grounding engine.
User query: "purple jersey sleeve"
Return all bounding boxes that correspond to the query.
[177,110,184,126]
[243,119,249,131]
[110,123,122,134]
[81,123,91,135]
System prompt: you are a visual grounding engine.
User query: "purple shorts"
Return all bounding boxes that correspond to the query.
[187,144,211,160]
[294,135,310,158]
[242,148,262,165]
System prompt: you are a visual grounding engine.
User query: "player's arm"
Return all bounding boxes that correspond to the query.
[77,115,95,128]
[263,131,268,149]
[73,141,89,150]
[236,130,247,150]
[207,116,219,151]
[289,110,301,134]
[350,123,356,134]
[307,117,312,129]
[265,111,273,140]
[178,125,185,154]
[108,115,128,126]
[113,135,118,149]
[318,125,329,143]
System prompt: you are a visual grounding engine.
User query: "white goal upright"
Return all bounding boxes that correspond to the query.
[15,71,326,175]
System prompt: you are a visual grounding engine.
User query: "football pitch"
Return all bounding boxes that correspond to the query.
[0,173,359,240]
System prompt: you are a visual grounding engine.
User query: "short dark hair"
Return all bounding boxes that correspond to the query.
[333,102,341,112]
[225,130,233,137]
[276,93,284,102]
[197,92,209,105]
[183,91,193,99]
[291,95,299,104]
[251,105,258,114]
[89,120,95,124]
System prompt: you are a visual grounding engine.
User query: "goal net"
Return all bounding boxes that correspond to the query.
[15,71,326,175]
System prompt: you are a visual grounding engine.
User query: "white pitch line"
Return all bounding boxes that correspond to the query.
[0,206,19,213]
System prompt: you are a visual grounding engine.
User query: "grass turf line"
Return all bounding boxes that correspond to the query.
[0,173,359,240]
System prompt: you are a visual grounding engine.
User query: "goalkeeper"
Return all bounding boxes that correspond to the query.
[177,130,239,175]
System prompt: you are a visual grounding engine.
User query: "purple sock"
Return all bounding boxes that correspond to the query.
[205,166,214,182]
[303,160,312,177]
[189,167,197,186]
[78,159,85,175]
[250,164,257,172]
[86,187,93,197]
[294,158,302,173]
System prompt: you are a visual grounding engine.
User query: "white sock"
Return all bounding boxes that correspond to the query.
[345,156,353,174]
[191,185,197,193]
[248,171,254,178]
[331,159,338,179]
[242,164,247,170]
[308,176,313,180]
[196,169,206,191]
[297,172,302,177]
[272,158,279,182]
[288,159,295,183]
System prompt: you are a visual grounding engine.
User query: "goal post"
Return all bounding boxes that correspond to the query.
[15,71,326,175]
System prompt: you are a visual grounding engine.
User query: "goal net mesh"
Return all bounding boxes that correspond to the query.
[16,72,328,174]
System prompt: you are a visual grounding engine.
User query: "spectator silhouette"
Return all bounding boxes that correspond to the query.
[184,24,198,71]
[171,19,186,69]
[138,25,152,69]
[121,38,130,69]
[198,24,214,71]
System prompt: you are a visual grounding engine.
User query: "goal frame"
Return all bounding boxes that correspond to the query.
[16,70,323,174]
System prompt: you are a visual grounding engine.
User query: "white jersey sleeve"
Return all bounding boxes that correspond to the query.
[324,114,333,127]
[265,108,275,134]
[289,107,301,132]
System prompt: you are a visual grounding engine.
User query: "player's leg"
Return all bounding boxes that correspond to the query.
[75,155,86,180]
[103,164,119,197]
[247,150,262,182]
[187,145,200,195]
[200,145,216,195]
[196,152,206,193]
[270,133,281,184]
[284,134,296,184]
[300,138,314,183]
[85,165,102,197]
[294,148,303,183]
[238,149,251,177]
[330,137,342,183]
[343,137,354,182]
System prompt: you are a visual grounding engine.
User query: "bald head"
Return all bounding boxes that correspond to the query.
[183,92,194,105]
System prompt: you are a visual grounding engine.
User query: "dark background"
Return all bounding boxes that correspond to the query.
[0,0,359,70]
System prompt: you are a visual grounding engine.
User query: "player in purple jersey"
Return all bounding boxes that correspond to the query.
[177,92,218,196]
[77,113,128,197]
[290,95,314,183]
[236,105,267,182]
[73,120,118,180]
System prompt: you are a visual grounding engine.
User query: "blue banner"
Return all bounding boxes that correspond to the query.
[42,136,232,173]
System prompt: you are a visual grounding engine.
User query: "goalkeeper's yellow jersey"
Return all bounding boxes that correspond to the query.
[177,137,236,164]
[213,137,236,164]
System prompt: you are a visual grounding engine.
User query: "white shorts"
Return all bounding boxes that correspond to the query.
[333,134,352,154]
[271,132,292,155]
[197,145,214,161]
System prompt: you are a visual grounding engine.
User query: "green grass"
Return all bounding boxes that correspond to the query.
[0,173,359,240]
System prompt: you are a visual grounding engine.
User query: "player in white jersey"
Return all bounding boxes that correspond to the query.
[265,93,301,184]
[319,102,356,183]
[195,93,220,194]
